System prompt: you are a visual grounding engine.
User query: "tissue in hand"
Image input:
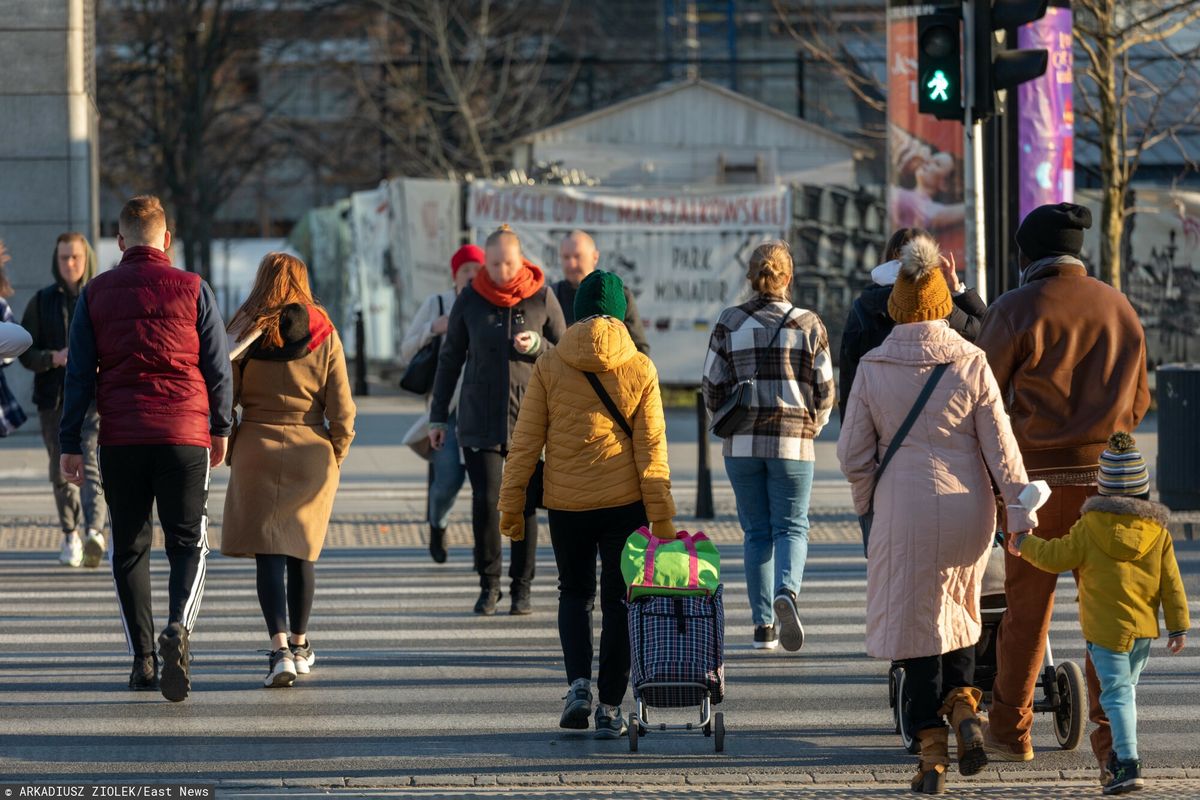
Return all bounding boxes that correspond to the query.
[1017,481,1052,513]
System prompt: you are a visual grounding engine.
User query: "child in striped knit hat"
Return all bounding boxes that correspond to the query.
[1008,432,1189,795]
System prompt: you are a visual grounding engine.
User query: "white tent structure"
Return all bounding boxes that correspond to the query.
[511,79,869,189]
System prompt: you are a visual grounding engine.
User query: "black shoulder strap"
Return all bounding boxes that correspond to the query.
[437,294,444,316]
[583,371,634,440]
[869,362,950,509]
[750,306,797,382]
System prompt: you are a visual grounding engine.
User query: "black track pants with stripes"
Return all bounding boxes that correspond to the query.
[99,444,210,658]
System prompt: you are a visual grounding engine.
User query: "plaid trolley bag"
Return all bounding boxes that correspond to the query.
[621,528,727,752]
[629,589,726,706]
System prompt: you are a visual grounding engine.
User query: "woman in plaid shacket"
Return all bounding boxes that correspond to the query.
[702,241,835,653]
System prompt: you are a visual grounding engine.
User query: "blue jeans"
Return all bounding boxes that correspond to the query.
[724,457,814,627]
[429,411,466,529]
[1087,638,1152,761]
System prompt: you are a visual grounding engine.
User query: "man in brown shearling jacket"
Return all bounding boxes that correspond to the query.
[977,202,1150,774]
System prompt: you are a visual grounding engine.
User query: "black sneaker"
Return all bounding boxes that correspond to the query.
[128,654,158,691]
[753,624,780,650]
[474,587,501,615]
[560,678,592,729]
[1103,753,1144,795]
[429,527,447,564]
[157,622,191,702]
[289,639,315,675]
[594,704,627,739]
[263,648,297,688]
[773,588,805,652]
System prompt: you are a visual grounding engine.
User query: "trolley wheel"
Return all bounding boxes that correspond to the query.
[1053,661,1087,751]
[894,667,920,754]
[629,713,639,752]
[714,712,725,753]
[889,665,901,733]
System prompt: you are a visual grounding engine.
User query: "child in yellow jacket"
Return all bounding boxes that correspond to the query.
[1008,433,1189,796]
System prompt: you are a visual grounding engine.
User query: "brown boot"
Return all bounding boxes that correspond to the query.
[939,686,988,776]
[910,727,949,794]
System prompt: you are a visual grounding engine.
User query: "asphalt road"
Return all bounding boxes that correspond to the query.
[1,537,1196,787]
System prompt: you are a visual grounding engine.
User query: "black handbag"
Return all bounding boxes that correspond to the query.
[709,307,796,438]
[859,362,950,557]
[399,296,443,395]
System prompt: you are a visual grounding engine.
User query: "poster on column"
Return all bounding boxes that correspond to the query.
[468,182,791,385]
[887,0,966,266]
[349,185,396,361]
[389,178,462,327]
[1017,1,1074,222]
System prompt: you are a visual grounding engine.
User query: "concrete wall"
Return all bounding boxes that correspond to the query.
[0,0,97,427]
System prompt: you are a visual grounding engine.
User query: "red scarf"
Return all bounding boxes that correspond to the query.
[472,261,545,308]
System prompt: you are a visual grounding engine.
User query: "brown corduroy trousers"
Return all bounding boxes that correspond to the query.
[990,484,1110,764]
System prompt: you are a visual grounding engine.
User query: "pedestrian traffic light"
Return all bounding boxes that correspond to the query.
[918,12,963,121]
[972,0,1049,120]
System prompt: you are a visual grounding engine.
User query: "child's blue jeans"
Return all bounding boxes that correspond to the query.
[1086,638,1152,761]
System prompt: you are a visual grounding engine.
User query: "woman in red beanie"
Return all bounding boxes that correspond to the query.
[399,243,484,563]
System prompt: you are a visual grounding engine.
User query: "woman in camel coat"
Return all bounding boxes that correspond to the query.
[837,235,1035,794]
[222,253,356,689]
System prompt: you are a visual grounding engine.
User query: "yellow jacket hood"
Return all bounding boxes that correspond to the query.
[556,315,639,374]
[1082,496,1171,562]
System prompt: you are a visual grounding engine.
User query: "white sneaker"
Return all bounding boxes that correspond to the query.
[82,530,106,569]
[59,532,83,567]
[289,640,315,675]
[264,648,297,688]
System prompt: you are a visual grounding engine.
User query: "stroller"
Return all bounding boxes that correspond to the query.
[888,537,1087,753]
[623,528,726,753]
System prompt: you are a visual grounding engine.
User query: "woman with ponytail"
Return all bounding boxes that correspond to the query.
[429,225,566,616]
[837,235,1036,794]
[702,241,835,654]
[222,252,356,688]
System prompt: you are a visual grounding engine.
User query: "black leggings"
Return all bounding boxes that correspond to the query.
[904,644,976,732]
[255,555,315,637]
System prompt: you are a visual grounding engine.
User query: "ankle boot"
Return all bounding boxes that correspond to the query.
[429,526,447,564]
[910,727,949,794]
[939,686,987,776]
[474,587,501,615]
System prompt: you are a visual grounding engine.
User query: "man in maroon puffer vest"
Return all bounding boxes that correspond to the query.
[59,195,232,702]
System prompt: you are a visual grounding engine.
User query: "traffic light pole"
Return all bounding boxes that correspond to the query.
[962,1,989,303]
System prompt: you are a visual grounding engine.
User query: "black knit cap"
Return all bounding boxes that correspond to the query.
[1015,202,1092,260]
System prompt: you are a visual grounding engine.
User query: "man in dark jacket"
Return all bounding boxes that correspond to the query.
[552,230,650,355]
[838,246,986,419]
[978,203,1150,776]
[59,195,233,702]
[19,233,107,569]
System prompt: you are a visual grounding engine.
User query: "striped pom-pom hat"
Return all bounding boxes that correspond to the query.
[1097,432,1150,497]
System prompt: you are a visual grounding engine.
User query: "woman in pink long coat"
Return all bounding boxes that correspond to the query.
[837,235,1035,795]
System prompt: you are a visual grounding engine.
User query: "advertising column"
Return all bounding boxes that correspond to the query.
[1016,0,1073,222]
[887,0,966,266]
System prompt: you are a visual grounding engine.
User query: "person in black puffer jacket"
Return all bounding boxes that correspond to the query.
[429,224,566,617]
[838,228,986,420]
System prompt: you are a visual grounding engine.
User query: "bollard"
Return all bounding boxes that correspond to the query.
[695,389,714,519]
[354,310,369,397]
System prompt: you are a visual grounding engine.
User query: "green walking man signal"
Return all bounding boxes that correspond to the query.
[927,70,951,102]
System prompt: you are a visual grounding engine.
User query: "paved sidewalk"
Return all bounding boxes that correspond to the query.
[211,775,1200,798]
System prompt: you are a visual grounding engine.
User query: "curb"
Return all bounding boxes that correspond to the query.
[209,768,1200,789]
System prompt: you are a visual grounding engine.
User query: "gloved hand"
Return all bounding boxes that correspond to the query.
[500,511,526,542]
[651,519,677,540]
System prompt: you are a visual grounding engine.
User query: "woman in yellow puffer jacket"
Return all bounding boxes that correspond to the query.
[498,269,675,740]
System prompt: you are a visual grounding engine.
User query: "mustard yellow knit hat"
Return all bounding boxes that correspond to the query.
[888,235,953,324]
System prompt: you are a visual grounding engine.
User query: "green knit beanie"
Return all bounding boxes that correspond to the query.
[574,269,627,321]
